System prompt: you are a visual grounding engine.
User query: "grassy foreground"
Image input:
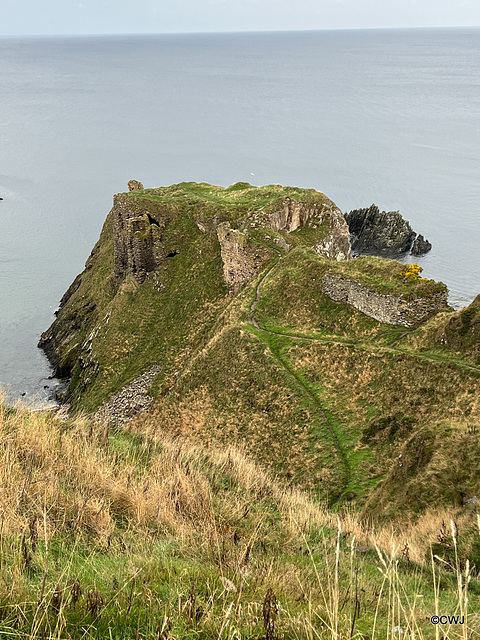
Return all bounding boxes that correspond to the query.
[0,400,479,639]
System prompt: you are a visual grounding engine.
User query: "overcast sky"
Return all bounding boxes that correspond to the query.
[2,0,480,36]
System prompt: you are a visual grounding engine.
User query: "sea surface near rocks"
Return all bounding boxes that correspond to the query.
[0,28,479,404]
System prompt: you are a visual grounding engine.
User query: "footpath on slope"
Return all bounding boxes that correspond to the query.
[249,253,352,498]
[247,253,480,499]
[251,257,480,375]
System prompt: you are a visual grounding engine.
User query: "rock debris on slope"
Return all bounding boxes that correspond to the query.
[93,364,162,425]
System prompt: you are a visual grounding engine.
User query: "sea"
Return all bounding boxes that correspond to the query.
[0,27,479,405]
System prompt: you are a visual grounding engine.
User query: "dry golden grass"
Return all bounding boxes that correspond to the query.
[1,398,480,638]
[3,394,472,565]
[138,325,347,496]
[0,398,217,543]
[289,341,480,422]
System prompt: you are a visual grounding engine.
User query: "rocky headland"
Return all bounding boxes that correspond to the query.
[39,181,352,392]
[37,181,480,524]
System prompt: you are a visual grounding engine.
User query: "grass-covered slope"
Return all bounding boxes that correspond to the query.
[40,200,228,413]
[131,180,336,221]
[136,247,479,518]
[406,294,480,366]
[1,401,480,639]
[40,182,480,520]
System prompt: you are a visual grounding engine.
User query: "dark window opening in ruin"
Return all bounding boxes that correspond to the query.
[147,214,159,227]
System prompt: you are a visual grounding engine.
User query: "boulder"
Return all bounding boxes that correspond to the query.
[411,234,432,256]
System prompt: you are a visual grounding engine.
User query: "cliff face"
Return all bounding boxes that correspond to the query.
[313,217,351,262]
[267,197,351,261]
[38,210,115,381]
[268,197,331,232]
[216,197,351,291]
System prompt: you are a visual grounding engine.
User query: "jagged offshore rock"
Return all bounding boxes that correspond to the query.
[345,204,431,257]
[411,234,432,256]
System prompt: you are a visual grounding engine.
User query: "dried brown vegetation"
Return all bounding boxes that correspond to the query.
[1,398,480,637]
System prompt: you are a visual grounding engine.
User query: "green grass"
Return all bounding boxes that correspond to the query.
[327,254,447,299]
[2,520,474,639]
[147,323,347,497]
[130,181,337,220]
[406,294,480,365]
[58,209,229,412]
[49,183,343,413]
[252,248,392,341]
[14,181,480,638]
[283,339,480,520]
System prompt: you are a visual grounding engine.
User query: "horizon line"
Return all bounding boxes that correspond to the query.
[1,24,480,39]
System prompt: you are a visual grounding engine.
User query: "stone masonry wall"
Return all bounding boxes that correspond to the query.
[322,273,448,327]
[113,193,167,284]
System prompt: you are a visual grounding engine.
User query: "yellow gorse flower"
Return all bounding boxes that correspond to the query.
[402,263,424,280]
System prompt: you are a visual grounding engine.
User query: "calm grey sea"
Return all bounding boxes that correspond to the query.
[0,28,479,404]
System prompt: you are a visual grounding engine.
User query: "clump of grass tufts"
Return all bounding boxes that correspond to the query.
[0,398,479,638]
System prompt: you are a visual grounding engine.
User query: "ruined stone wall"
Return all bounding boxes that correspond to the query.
[322,273,448,326]
[127,179,144,192]
[114,189,352,292]
[113,194,167,284]
[216,222,270,292]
